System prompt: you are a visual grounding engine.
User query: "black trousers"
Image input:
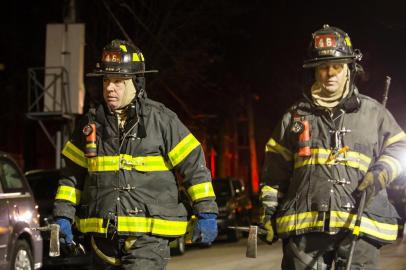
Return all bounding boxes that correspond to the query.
[281,232,380,270]
[91,234,170,270]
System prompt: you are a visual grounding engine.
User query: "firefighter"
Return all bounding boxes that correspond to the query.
[53,39,218,269]
[260,24,406,269]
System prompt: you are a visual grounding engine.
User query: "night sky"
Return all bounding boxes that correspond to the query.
[1,0,405,170]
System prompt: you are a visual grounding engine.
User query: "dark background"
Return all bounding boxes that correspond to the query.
[0,0,405,172]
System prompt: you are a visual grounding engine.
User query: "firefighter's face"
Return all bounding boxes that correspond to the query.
[315,63,348,93]
[103,77,126,110]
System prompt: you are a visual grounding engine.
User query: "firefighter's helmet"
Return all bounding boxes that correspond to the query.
[87,39,157,77]
[303,24,362,68]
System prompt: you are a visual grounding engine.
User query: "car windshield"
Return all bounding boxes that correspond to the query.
[212,180,231,197]
[25,171,60,200]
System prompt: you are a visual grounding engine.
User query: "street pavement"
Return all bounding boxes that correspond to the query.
[167,234,406,270]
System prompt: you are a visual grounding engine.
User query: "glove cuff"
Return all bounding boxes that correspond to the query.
[198,213,217,219]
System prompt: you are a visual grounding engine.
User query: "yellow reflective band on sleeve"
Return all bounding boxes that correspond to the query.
[87,155,172,172]
[378,155,402,180]
[187,182,215,201]
[120,45,127,52]
[75,217,108,234]
[294,148,371,173]
[384,131,406,148]
[62,141,88,168]
[55,185,81,205]
[168,134,200,167]
[265,138,293,161]
[260,185,278,197]
[118,216,188,236]
[260,185,279,208]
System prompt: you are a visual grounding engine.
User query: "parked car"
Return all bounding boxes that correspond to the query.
[212,177,252,241]
[24,169,92,269]
[0,151,43,270]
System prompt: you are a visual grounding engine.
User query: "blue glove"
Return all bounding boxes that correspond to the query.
[192,213,218,244]
[55,217,73,244]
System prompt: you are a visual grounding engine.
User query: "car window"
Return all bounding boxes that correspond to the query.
[26,171,60,199]
[232,180,244,195]
[0,159,25,190]
[212,180,231,197]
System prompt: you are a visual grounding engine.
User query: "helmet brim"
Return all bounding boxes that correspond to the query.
[86,69,159,77]
[303,56,355,68]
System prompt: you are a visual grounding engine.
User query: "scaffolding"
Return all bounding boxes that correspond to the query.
[26,66,75,168]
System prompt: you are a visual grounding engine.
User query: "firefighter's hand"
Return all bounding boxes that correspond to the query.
[192,213,218,244]
[259,215,277,244]
[357,169,389,203]
[55,217,73,244]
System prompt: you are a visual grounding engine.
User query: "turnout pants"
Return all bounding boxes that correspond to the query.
[91,234,170,270]
[281,232,380,270]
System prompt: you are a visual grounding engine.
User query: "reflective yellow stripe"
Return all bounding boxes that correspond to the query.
[378,155,402,180]
[88,156,120,171]
[168,134,200,167]
[384,131,406,148]
[276,211,323,233]
[87,155,172,172]
[265,138,293,161]
[75,217,108,234]
[62,141,87,168]
[330,211,398,241]
[55,185,81,205]
[187,182,215,201]
[276,210,398,241]
[75,217,187,236]
[132,53,139,61]
[118,216,188,236]
[86,143,97,148]
[261,185,279,208]
[261,185,278,196]
[294,148,371,173]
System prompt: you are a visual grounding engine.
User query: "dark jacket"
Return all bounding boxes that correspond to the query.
[54,97,218,238]
[261,89,406,245]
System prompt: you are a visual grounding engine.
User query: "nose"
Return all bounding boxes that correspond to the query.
[327,66,340,77]
[106,81,115,91]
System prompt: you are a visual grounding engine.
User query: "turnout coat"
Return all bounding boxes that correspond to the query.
[261,89,406,245]
[54,97,218,238]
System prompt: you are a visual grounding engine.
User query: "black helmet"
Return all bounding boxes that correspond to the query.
[303,24,362,68]
[87,39,157,77]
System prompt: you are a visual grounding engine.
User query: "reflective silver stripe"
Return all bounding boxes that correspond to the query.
[276,210,398,241]
[384,131,406,148]
[378,155,402,180]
